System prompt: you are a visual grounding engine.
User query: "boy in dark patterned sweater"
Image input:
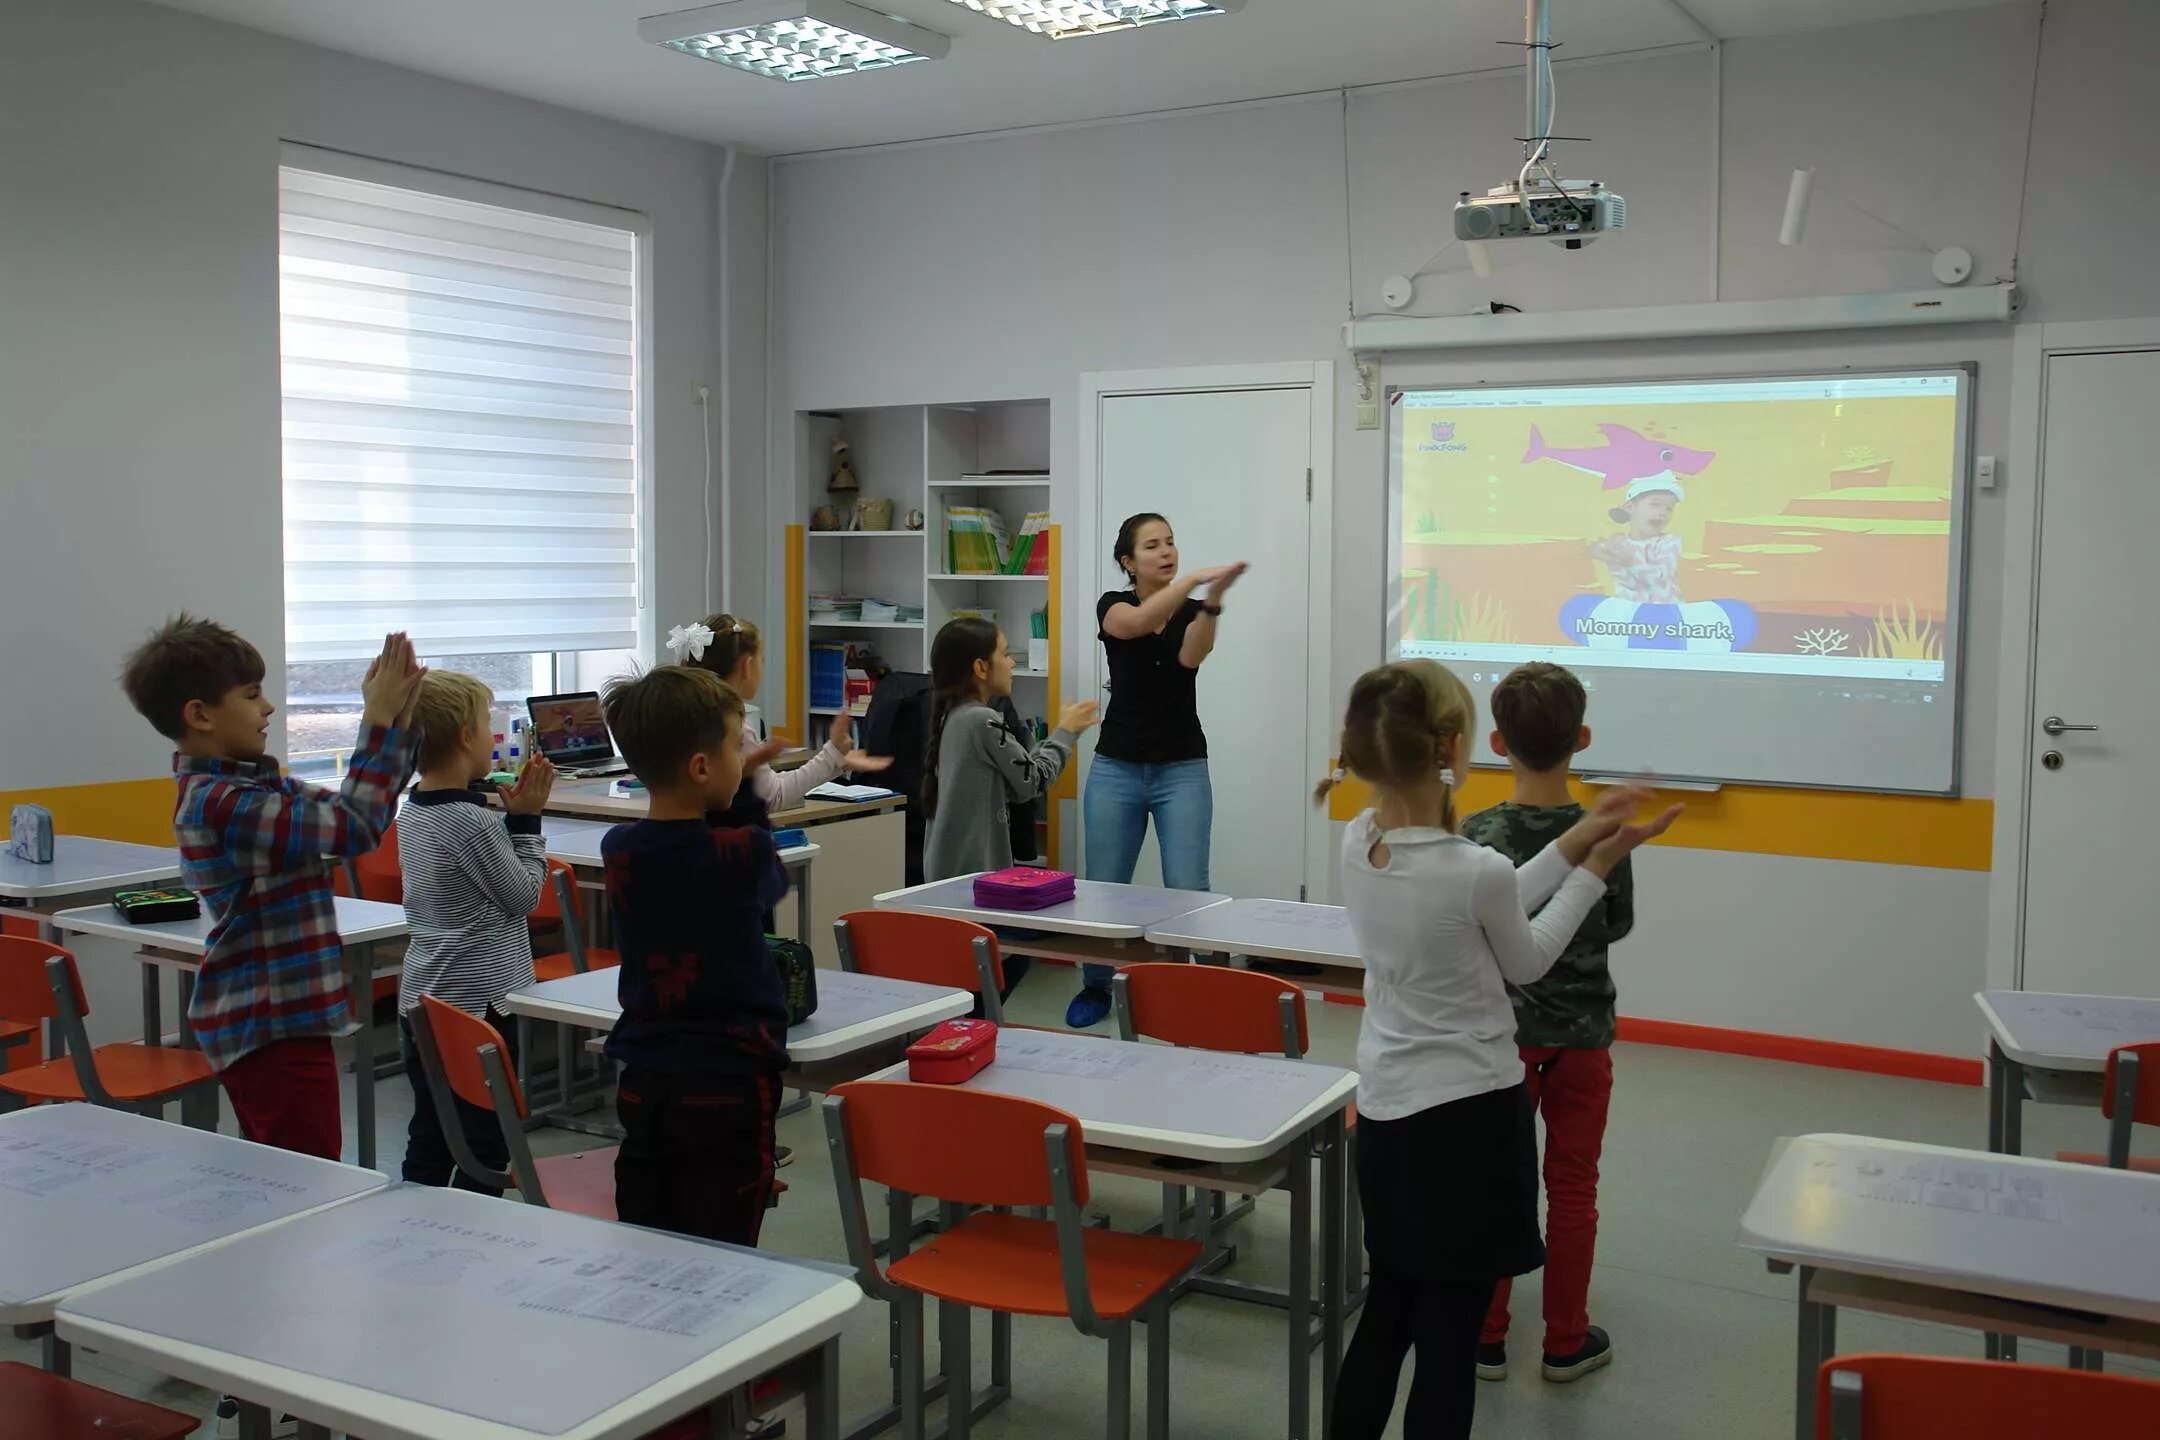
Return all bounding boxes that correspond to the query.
[1462,662,1634,1387]
[598,665,789,1247]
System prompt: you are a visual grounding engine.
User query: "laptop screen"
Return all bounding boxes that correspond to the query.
[526,693,614,765]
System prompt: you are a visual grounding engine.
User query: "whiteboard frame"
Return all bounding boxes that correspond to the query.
[1382,362,1977,796]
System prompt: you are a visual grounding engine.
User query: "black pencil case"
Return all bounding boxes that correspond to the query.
[112,889,202,924]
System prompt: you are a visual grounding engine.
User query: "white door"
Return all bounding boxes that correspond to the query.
[2021,348,2160,995]
[1085,387,1313,900]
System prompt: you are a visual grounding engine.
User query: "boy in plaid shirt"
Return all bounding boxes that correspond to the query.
[121,618,425,1159]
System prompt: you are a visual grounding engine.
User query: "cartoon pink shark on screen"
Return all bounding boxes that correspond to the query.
[1524,423,1715,489]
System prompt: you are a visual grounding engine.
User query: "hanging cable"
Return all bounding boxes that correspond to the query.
[2005,0,2049,282]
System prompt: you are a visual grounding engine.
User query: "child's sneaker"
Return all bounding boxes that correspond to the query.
[1475,1342,1509,1381]
[1541,1326,1613,1383]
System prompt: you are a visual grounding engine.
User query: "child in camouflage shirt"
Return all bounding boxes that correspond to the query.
[1463,662,1633,1386]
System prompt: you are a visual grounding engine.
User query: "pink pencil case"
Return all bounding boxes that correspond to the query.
[972,866,1075,911]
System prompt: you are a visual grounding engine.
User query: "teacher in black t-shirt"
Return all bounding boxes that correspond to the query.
[1064,512,1247,1028]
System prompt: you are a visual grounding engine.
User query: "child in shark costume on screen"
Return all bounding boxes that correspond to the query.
[1524,424,1755,655]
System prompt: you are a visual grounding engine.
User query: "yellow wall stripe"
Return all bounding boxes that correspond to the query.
[1325,769,1992,871]
[0,777,176,847]
[1046,524,1066,870]
[785,524,806,739]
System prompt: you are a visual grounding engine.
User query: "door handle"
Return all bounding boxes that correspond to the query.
[2041,716,2098,736]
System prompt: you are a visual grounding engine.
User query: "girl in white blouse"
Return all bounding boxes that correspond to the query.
[1316,660,1677,1440]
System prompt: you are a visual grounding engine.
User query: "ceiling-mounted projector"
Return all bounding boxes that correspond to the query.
[1451,0,1625,259]
[1455,179,1624,248]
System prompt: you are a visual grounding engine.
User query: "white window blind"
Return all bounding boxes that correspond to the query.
[278,166,640,663]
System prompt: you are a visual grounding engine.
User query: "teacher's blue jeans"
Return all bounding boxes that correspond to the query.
[1079,756,1213,992]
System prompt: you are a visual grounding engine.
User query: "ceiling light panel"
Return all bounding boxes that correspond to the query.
[945,1,1243,40]
[639,0,950,81]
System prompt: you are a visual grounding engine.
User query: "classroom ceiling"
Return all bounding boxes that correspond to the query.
[149,0,2011,156]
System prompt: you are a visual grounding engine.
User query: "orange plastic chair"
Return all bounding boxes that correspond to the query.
[2053,1041,2160,1369]
[826,1081,1198,1440]
[1110,962,1360,1321]
[1112,962,1308,1057]
[409,996,617,1218]
[1817,1354,2160,1437]
[0,938,216,1125]
[332,823,403,904]
[532,862,620,982]
[0,1019,35,1070]
[2057,1042,2160,1174]
[335,835,404,1015]
[0,1360,200,1440]
[833,911,1006,1023]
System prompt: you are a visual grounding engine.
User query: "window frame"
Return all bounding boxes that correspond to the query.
[274,143,655,761]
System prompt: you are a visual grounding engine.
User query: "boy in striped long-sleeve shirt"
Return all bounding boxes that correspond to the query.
[396,670,557,1192]
[120,619,425,1160]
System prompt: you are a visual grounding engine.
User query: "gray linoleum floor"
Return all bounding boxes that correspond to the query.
[11,969,2152,1439]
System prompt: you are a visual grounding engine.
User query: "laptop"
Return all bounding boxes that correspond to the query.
[525,692,630,778]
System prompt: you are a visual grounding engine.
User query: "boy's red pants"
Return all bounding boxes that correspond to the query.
[220,1037,343,1160]
[1481,1045,1614,1356]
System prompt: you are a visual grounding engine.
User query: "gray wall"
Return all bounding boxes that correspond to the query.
[0,0,758,790]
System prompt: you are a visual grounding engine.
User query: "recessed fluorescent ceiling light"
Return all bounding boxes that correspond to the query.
[639,0,949,81]
[946,0,1242,39]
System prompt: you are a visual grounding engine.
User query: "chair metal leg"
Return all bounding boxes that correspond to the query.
[1145,1297,1171,1440]
[1105,1321,1132,1440]
[991,1311,1012,1393]
[898,1291,927,1440]
[940,1302,973,1440]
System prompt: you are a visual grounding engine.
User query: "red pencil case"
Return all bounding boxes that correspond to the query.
[972,866,1075,911]
[907,1020,998,1085]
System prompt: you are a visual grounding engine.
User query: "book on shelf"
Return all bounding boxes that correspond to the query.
[944,505,1011,575]
[1004,511,1051,575]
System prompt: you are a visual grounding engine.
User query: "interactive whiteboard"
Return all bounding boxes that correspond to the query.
[1385,368,1972,793]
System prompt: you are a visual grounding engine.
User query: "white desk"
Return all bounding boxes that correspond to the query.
[875,876,1228,969]
[1738,1132,2160,1440]
[46,898,410,1171]
[1146,898,1362,992]
[505,968,973,1134]
[0,836,181,906]
[863,1027,1354,1439]
[58,1183,861,1440]
[1976,990,2160,1151]
[0,1105,385,1374]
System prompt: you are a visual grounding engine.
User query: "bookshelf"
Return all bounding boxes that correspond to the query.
[790,399,1056,745]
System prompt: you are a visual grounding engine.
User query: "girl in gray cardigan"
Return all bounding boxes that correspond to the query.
[922,617,1099,882]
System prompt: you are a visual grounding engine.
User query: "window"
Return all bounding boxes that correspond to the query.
[276,159,644,763]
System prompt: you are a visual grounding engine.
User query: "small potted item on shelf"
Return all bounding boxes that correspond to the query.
[810,503,841,531]
[857,497,893,531]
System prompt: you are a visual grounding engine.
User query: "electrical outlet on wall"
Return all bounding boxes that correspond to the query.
[1357,402,1380,430]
